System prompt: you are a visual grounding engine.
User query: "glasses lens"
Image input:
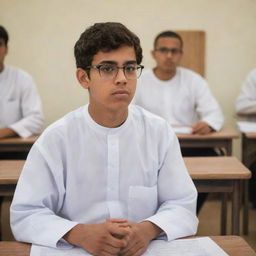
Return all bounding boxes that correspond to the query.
[124,65,141,80]
[99,65,116,80]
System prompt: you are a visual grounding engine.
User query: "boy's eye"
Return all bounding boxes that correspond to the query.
[100,65,115,73]
[125,65,136,72]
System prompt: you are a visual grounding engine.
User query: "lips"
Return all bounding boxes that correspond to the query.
[112,90,129,96]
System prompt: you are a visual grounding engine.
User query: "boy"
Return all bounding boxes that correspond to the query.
[11,23,198,256]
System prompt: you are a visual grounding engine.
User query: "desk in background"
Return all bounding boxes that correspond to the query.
[0,160,25,240]
[184,156,251,235]
[0,236,255,256]
[177,127,239,156]
[0,135,38,154]
[178,127,239,235]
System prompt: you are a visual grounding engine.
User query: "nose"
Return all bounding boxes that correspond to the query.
[166,50,173,58]
[114,68,127,85]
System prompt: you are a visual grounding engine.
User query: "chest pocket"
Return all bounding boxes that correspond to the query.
[0,98,21,126]
[128,185,158,222]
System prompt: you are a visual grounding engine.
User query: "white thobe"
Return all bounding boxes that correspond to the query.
[0,65,44,137]
[10,104,198,249]
[236,68,256,119]
[133,67,224,131]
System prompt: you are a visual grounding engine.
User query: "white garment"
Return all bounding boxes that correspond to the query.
[236,68,256,119]
[133,67,224,131]
[0,65,44,137]
[10,104,198,249]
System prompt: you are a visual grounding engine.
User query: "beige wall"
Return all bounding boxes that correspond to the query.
[1,0,256,158]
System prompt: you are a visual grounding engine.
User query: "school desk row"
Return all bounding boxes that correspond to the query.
[0,126,240,155]
[0,156,251,239]
[0,236,255,256]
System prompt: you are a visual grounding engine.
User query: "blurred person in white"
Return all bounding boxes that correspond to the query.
[10,22,198,256]
[133,30,224,212]
[0,25,44,142]
[133,31,224,139]
[236,68,256,208]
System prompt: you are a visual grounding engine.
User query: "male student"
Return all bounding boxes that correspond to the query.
[133,30,224,212]
[10,22,198,256]
[133,30,224,141]
[236,68,256,208]
[0,25,44,140]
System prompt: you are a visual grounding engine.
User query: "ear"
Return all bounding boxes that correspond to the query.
[151,49,156,60]
[76,68,90,89]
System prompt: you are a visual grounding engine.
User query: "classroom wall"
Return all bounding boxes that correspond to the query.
[1,0,256,158]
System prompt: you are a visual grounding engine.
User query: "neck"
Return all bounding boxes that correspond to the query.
[153,67,176,81]
[88,104,128,128]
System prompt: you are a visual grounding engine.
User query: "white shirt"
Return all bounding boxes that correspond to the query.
[236,68,256,119]
[0,65,44,137]
[10,104,198,249]
[133,67,224,131]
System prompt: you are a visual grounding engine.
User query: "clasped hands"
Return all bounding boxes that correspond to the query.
[64,218,157,256]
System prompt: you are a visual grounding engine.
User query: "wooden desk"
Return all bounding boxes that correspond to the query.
[0,160,25,240]
[242,132,256,235]
[177,127,239,156]
[0,158,250,237]
[184,156,251,235]
[0,135,38,153]
[0,160,24,196]
[0,236,255,256]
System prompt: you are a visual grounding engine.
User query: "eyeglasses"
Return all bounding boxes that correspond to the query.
[84,64,144,80]
[155,47,182,55]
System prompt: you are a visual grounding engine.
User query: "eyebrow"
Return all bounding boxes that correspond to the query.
[98,60,137,65]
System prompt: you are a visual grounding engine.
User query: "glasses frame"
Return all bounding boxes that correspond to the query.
[155,47,182,55]
[84,64,144,80]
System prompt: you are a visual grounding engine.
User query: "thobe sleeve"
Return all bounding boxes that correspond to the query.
[236,69,256,114]
[9,75,44,138]
[145,128,199,241]
[10,139,78,248]
[193,78,224,131]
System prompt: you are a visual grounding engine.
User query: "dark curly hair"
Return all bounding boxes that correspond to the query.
[74,22,143,69]
[0,25,9,45]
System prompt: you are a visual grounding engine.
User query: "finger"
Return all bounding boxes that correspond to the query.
[101,243,122,255]
[106,233,130,248]
[120,239,137,255]
[193,124,207,134]
[108,224,131,238]
[198,126,211,135]
[192,124,202,133]
[106,218,128,224]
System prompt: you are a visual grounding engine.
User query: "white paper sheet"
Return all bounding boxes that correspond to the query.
[172,126,193,134]
[30,237,228,256]
[237,121,256,133]
[143,237,228,256]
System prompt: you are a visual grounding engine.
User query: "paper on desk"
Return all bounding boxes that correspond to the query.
[172,126,193,134]
[144,237,228,256]
[30,244,89,256]
[237,121,256,133]
[30,237,228,256]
